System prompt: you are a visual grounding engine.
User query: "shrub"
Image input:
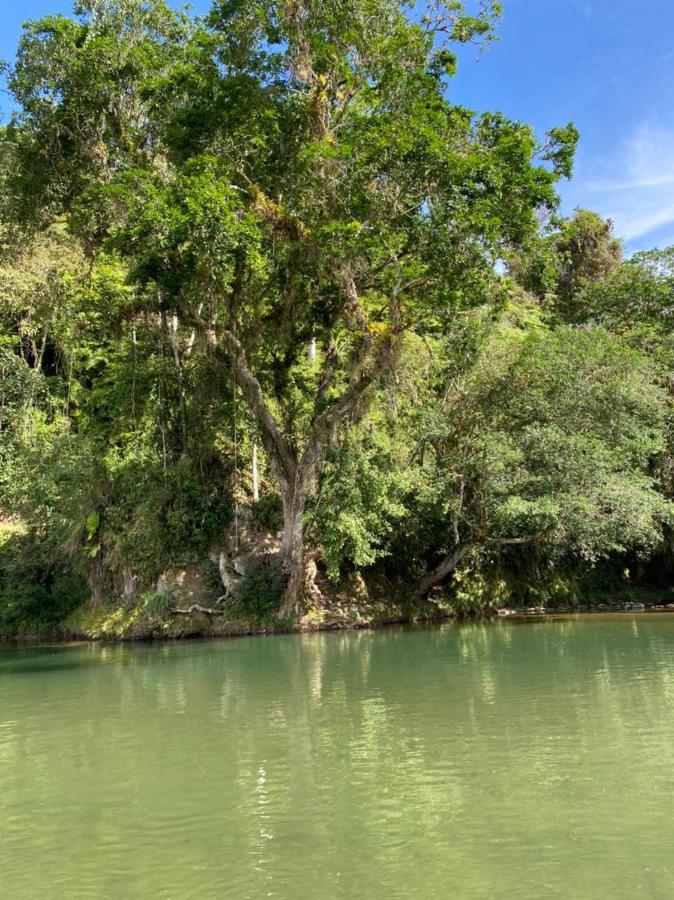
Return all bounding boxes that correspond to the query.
[239,563,285,617]
[202,558,224,598]
[250,493,284,532]
[103,454,233,582]
[0,532,88,634]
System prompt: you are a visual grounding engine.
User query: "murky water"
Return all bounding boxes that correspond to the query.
[2,616,674,898]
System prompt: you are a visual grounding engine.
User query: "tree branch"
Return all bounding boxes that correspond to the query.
[486,534,545,547]
[305,274,378,450]
[416,542,476,597]
[220,329,297,483]
[416,533,545,597]
[309,371,375,448]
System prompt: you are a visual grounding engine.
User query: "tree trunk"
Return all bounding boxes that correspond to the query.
[416,543,475,597]
[211,320,381,617]
[416,534,542,597]
[279,476,309,616]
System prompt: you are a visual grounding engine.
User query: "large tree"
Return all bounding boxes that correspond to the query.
[411,316,671,596]
[508,208,622,320]
[1,0,578,612]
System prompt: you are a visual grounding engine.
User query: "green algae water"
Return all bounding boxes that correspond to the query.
[3,616,674,899]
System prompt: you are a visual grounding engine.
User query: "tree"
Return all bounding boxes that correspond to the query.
[2,0,578,613]
[575,246,674,340]
[411,311,671,595]
[509,209,622,321]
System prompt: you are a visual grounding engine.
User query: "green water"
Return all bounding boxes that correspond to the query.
[2,617,674,898]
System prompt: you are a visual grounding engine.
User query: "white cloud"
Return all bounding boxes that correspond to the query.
[569,123,674,247]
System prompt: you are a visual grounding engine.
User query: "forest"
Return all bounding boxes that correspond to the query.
[2,0,674,638]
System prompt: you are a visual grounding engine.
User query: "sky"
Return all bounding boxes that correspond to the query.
[1,0,674,254]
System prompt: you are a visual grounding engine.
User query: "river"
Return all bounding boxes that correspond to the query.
[2,615,674,898]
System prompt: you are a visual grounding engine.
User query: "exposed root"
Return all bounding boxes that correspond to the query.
[173,604,220,616]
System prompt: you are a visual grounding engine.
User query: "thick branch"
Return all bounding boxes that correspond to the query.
[312,275,373,405]
[221,329,297,483]
[486,535,543,547]
[416,533,545,597]
[308,371,375,449]
[416,542,476,597]
[299,274,379,476]
[177,309,294,481]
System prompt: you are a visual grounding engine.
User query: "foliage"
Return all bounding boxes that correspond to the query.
[407,316,672,588]
[574,247,674,340]
[310,422,412,580]
[143,590,173,618]
[100,453,233,582]
[0,0,581,614]
[510,209,622,320]
[202,557,225,598]
[250,493,284,532]
[239,563,285,618]
[0,531,88,634]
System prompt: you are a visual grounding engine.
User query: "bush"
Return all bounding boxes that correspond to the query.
[0,532,88,634]
[103,454,233,582]
[202,558,224,598]
[250,493,284,532]
[239,562,285,617]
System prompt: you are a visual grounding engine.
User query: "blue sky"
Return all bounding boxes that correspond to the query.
[1,0,673,254]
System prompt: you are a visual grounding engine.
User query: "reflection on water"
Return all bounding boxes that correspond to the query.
[2,617,674,898]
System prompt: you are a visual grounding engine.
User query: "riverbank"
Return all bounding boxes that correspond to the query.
[4,522,674,642]
[5,589,674,643]
[6,590,448,642]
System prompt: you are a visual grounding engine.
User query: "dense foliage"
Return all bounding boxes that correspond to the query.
[1,0,673,631]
